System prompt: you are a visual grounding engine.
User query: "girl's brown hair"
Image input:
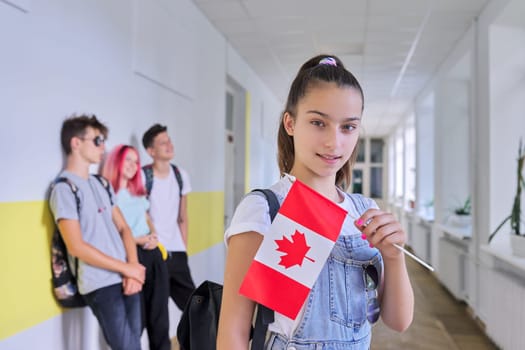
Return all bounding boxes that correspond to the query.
[277,54,364,189]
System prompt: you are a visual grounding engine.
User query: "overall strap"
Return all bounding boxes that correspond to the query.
[347,193,384,292]
[347,193,370,215]
[250,188,279,350]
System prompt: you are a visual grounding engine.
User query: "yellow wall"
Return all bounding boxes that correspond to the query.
[0,201,62,340]
[186,191,225,255]
[0,191,224,340]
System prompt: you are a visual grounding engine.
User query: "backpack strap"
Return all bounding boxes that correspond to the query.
[142,164,183,199]
[52,177,81,278]
[249,189,279,350]
[171,164,183,199]
[142,164,154,197]
[53,177,81,212]
[92,174,114,205]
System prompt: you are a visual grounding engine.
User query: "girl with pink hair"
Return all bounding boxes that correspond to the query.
[102,144,171,350]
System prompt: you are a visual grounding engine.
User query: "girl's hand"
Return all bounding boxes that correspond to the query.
[137,234,158,250]
[355,209,406,260]
[143,233,159,250]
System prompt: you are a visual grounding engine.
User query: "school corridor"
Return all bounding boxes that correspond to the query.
[2,0,525,349]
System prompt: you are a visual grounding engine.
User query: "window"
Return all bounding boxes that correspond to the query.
[404,122,416,209]
[356,139,365,163]
[352,169,363,194]
[351,138,385,199]
[370,138,384,163]
[370,167,383,198]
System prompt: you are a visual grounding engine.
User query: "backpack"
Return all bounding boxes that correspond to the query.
[176,189,279,350]
[142,163,183,198]
[50,175,113,308]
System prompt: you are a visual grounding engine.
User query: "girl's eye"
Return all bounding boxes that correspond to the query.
[311,120,324,127]
[342,124,356,132]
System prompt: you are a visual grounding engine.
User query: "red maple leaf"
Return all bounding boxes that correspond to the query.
[275,230,315,269]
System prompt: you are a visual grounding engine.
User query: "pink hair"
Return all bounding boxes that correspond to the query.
[102,144,147,196]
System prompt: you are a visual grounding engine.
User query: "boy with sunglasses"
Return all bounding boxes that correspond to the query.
[49,114,145,350]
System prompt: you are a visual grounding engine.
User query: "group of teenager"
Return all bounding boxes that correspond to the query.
[49,120,194,350]
[50,54,414,350]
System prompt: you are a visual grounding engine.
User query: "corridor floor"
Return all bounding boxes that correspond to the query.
[172,252,499,350]
[371,254,498,350]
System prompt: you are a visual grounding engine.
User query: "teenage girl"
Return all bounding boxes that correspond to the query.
[217,55,414,349]
[102,144,171,350]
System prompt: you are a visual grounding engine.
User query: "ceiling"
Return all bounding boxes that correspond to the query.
[192,0,490,136]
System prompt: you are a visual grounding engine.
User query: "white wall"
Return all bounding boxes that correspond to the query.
[489,25,525,234]
[0,0,281,348]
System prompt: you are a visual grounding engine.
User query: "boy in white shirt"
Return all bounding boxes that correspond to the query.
[142,124,195,311]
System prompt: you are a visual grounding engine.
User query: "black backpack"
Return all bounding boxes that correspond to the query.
[50,175,112,308]
[176,189,279,350]
[142,163,183,197]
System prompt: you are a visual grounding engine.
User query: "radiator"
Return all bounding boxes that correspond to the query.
[479,266,525,349]
[438,237,467,300]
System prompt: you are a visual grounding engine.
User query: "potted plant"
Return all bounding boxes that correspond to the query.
[488,140,525,256]
[448,196,471,228]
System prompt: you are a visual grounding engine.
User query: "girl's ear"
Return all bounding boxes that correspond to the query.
[283,112,295,136]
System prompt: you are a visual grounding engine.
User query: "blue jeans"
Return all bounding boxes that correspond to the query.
[83,283,141,350]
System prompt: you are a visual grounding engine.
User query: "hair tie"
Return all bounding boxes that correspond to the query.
[318,57,337,67]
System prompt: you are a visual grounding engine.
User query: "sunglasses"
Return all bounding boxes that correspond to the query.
[364,264,380,324]
[80,135,105,147]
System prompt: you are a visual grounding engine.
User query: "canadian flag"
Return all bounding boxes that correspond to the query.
[239,180,348,320]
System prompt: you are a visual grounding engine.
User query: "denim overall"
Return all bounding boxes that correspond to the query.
[266,194,383,350]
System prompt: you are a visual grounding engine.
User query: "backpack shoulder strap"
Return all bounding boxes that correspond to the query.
[92,174,114,205]
[53,177,81,212]
[51,177,81,278]
[251,189,279,221]
[142,164,154,196]
[249,188,279,350]
[171,163,183,198]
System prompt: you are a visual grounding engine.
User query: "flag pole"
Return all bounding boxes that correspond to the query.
[357,216,435,271]
[392,243,434,271]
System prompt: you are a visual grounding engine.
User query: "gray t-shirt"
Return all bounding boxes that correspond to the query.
[49,171,125,294]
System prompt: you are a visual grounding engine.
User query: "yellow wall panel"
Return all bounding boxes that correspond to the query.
[0,201,62,340]
[186,191,225,255]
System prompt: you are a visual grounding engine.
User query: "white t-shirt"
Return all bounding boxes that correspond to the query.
[224,174,378,337]
[146,165,191,252]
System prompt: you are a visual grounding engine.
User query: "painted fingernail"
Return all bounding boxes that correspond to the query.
[369,243,374,248]
[356,219,364,226]
[361,234,367,240]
